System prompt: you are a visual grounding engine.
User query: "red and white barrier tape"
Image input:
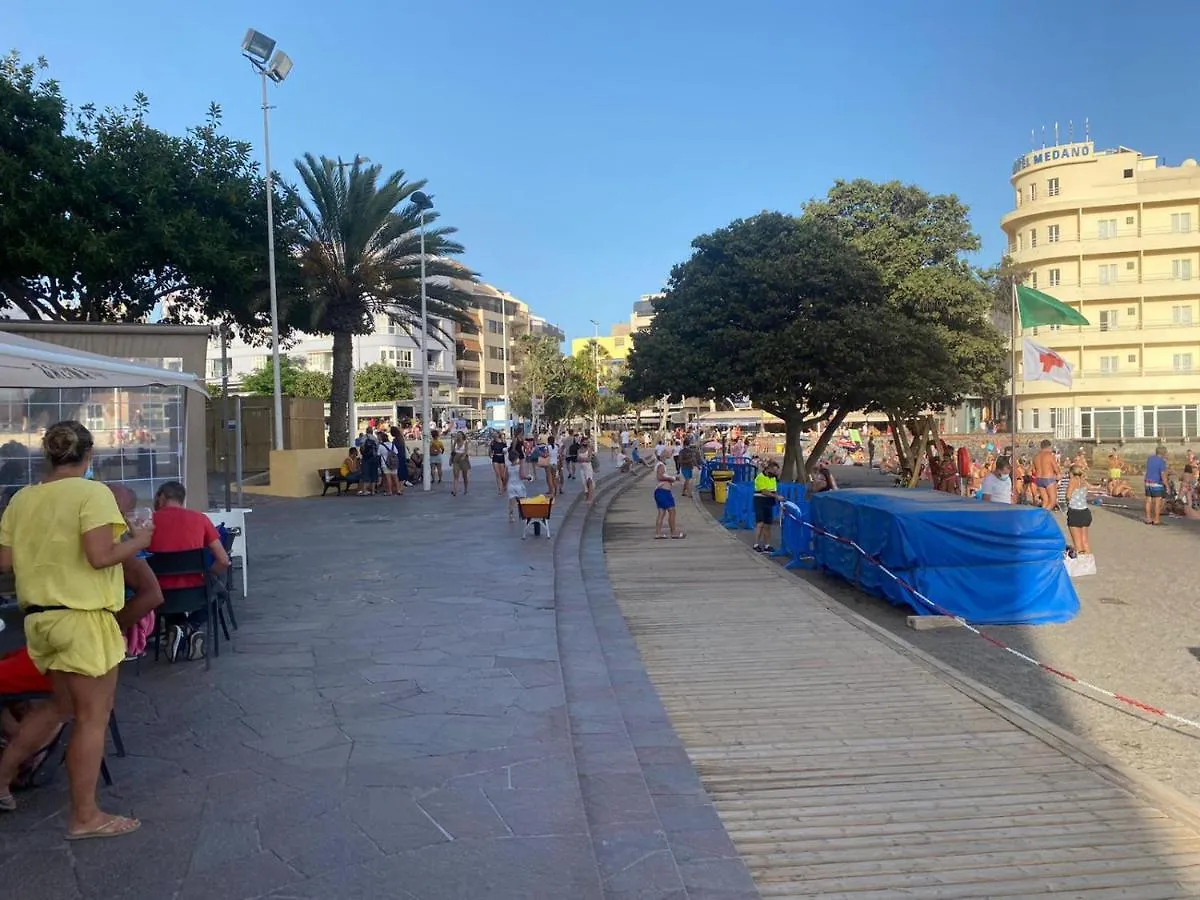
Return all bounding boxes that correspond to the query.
[791,515,1200,732]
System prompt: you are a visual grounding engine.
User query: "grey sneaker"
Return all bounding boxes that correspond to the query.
[166,625,185,662]
[187,629,206,661]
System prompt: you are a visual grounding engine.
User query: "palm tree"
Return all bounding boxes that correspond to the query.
[290,153,475,447]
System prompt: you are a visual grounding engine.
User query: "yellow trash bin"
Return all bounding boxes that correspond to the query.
[711,469,734,503]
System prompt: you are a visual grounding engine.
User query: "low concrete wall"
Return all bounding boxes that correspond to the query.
[242,447,347,498]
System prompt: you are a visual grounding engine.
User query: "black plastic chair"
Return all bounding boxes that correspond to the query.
[214,529,239,632]
[148,549,226,669]
[0,691,123,787]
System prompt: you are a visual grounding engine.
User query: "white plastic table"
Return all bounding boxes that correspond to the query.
[205,508,251,597]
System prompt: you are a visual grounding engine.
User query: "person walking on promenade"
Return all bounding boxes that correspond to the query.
[1032,440,1060,511]
[868,434,876,468]
[981,456,1014,504]
[506,446,528,523]
[652,454,684,540]
[565,432,579,480]
[577,436,596,503]
[677,441,697,498]
[450,431,470,496]
[428,430,445,486]
[752,460,783,553]
[1067,464,1093,553]
[1144,445,1169,526]
[378,430,401,496]
[489,432,508,495]
[358,430,380,496]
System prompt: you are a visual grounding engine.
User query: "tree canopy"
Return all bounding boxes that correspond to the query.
[623,212,903,479]
[0,53,298,333]
[289,154,474,447]
[354,363,414,403]
[241,357,330,400]
[804,180,1005,476]
[510,334,591,424]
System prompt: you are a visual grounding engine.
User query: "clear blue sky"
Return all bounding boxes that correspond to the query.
[10,1,1200,345]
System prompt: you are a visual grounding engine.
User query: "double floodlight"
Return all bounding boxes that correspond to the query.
[242,28,293,83]
[411,191,433,212]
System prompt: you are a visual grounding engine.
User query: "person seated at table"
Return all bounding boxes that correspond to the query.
[340,447,362,490]
[150,481,230,663]
[0,421,152,837]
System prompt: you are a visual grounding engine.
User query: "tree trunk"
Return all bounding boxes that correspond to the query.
[803,408,849,477]
[780,415,807,482]
[328,330,352,448]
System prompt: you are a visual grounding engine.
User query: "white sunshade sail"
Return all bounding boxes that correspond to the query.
[0,331,208,395]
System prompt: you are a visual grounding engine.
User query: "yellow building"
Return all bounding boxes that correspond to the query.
[1003,141,1200,440]
[569,294,662,361]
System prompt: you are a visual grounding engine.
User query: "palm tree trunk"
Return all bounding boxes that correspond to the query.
[328,330,352,448]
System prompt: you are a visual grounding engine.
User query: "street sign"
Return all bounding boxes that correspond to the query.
[531,396,545,415]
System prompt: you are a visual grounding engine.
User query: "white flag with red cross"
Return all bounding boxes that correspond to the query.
[1022,338,1073,388]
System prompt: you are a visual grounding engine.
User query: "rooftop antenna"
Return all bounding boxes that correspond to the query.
[1054,121,1059,145]
[1085,117,1090,142]
[1041,125,1046,149]
[1068,119,1074,143]
[1031,128,1036,151]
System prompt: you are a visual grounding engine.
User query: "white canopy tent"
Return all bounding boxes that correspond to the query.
[0,330,207,394]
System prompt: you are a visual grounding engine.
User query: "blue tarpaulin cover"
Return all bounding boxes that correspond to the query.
[809,488,1079,625]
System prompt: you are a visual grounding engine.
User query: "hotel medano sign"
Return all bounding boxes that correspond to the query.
[1012,141,1094,175]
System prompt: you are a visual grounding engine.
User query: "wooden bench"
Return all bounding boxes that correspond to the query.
[318,467,349,496]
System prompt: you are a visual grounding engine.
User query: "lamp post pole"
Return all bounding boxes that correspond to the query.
[242,30,292,451]
[412,192,433,492]
[502,300,510,434]
[590,319,600,439]
[260,69,284,451]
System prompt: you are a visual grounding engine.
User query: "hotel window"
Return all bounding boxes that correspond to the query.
[1127,354,1137,363]
[1097,264,1117,285]
[1048,268,1061,287]
[614,336,626,348]
[1172,305,1194,325]
[1029,228,1037,248]
[1017,233,1024,251]
[1172,259,1193,280]
[1047,224,1060,243]
[1175,353,1194,372]
[1172,213,1192,234]
[1099,355,1119,374]
[1031,408,1040,430]
[488,371,505,386]
[1015,189,1022,207]
[306,352,333,374]
[486,319,503,334]
[1030,183,1038,201]
[248,355,267,371]
[1098,219,1118,239]
[1047,177,1060,197]
[1123,169,1134,179]
[1030,272,1038,289]
[486,346,506,360]
[1099,310,1119,331]
[379,348,414,369]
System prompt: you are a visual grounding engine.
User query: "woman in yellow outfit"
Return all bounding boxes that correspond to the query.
[0,421,152,839]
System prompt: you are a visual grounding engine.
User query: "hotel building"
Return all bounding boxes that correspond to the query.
[1003,141,1200,441]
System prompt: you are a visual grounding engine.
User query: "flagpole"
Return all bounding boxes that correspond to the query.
[1011,282,1019,462]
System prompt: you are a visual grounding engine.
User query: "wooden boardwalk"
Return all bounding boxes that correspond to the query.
[601,488,1200,899]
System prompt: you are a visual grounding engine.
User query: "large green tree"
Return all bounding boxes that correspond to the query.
[289,155,473,447]
[804,180,1005,479]
[0,53,298,330]
[510,334,589,424]
[354,363,414,403]
[242,357,330,400]
[623,212,902,480]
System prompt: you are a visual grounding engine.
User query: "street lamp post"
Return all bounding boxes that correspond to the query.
[411,191,434,492]
[590,319,600,439]
[241,29,293,452]
[501,297,511,435]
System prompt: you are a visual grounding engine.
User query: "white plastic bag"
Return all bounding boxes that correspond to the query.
[1064,553,1097,578]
